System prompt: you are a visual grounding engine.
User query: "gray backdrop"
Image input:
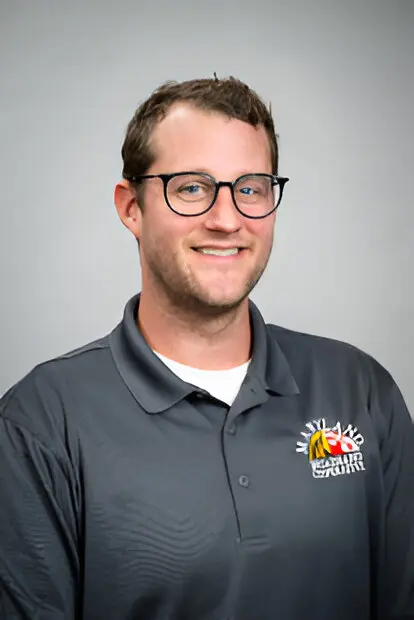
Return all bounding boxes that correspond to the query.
[1,0,413,412]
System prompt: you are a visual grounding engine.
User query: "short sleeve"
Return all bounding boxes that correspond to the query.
[0,415,79,619]
[379,381,414,619]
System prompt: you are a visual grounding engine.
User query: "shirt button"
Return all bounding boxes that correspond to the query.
[238,474,250,488]
[227,424,236,435]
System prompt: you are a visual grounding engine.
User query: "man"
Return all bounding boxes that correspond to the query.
[0,77,413,620]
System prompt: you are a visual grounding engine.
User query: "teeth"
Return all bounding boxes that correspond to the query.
[199,248,239,256]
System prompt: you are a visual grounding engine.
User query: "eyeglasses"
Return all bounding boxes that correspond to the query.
[126,171,289,219]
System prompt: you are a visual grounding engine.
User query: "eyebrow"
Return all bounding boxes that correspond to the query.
[168,168,271,179]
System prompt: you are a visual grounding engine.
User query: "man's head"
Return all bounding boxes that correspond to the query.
[114,77,286,317]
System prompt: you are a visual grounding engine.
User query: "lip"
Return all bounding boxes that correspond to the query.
[192,246,246,251]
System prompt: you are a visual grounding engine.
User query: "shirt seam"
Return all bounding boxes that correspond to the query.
[0,413,70,468]
[36,340,110,367]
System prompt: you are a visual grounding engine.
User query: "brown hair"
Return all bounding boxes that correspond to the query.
[121,76,279,184]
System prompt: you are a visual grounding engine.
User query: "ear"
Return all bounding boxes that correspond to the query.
[114,180,142,239]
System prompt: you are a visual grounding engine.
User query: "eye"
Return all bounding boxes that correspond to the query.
[180,183,203,195]
[237,183,264,198]
[236,176,271,200]
[239,186,256,196]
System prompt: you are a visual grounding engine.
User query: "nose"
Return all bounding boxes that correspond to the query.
[204,184,242,233]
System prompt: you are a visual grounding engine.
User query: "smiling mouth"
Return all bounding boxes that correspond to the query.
[194,248,240,257]
[192,245,248,256]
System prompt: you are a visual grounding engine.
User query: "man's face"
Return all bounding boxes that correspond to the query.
[137,104,276,315]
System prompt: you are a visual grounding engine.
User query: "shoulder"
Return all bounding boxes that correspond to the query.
[266,323,413,444]
[0,334,112,449]
[267,322,394,396]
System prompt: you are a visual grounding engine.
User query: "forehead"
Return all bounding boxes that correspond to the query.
[149,103,272,176]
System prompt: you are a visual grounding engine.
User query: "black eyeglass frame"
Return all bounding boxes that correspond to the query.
[125,171,289,219]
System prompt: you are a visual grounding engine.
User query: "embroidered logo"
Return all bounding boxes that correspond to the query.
[296,418,365,479]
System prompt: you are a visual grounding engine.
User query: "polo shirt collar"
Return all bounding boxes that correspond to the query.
[248,301,300,398]
[109,294,299,413]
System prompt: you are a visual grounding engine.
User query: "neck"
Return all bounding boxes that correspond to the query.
[137,289,252,370]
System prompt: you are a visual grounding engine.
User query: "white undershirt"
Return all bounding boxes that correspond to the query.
[153,351,251,406]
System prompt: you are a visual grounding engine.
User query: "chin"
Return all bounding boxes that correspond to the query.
[194,289,250,312]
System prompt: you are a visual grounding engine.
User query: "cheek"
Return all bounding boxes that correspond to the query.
[141,207,194,253]
[248,219,275,250]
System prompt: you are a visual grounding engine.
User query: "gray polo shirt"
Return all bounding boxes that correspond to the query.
[1,294,413,619]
